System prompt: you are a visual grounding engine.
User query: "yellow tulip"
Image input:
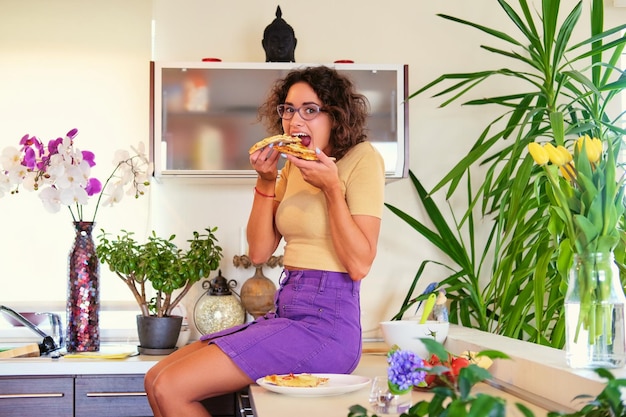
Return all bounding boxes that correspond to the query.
[556,145,573,163]
[576,135,603,164]
[544,143,568,166]
[528,142,549,165]
[560,163,576,181]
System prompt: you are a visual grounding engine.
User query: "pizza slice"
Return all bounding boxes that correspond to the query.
[272,142,319,161]
[263,373,330,387]
[248,134,301,154]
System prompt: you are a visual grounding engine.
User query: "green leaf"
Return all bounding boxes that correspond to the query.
[468,394,505,417]
[420,338,448,360]
[475,350,511,360]
[387,381,411,396]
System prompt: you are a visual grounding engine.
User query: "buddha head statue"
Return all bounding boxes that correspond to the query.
[262,6,297,62]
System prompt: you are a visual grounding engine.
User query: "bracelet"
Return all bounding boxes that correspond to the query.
[254,187,275,198]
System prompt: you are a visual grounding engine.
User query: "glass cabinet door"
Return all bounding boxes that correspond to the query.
[152,62,408,180]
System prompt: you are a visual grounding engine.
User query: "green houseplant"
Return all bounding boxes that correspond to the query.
[386,0,626,347]
[97,227,223,349]
[96,227,223,318]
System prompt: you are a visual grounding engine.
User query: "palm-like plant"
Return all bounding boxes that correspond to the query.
[387,0,626,347]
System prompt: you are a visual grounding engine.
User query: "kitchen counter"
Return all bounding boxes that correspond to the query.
[0,344,163,376]
[0,326,620,417]
[250,325,621,417]
[249,351,550,417]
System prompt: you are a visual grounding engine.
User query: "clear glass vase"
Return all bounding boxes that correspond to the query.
[565,252,626,368]
[368,376,412,415]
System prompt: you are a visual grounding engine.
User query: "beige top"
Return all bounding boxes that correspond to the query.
[275,142,385,272]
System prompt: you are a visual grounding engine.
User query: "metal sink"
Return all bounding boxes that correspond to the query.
[0,306,62,357]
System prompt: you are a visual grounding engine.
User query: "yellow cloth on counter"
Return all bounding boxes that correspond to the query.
[63,351,136,359]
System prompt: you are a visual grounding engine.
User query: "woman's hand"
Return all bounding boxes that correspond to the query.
[284,148,338,190]
[250,144,281,181]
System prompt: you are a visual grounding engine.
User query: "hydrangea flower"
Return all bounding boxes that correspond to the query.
[0,128,153,222]
[387,347,426,394]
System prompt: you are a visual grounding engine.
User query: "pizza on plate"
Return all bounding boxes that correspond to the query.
[263,373,330,388]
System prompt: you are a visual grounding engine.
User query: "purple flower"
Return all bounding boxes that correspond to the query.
[85,177,102,196]
[66,128,78,139]
[82,150,96,167]
[47,138,63,155]
[23,147,37,169]
[387,349,426,392]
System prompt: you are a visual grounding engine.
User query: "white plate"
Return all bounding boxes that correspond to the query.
[256,373,371,397]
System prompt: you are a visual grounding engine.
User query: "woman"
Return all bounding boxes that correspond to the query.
[144,65,385,417]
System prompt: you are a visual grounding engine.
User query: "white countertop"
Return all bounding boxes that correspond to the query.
[0,344,163,376]
[0,325,620,416]
[250,325,622,417]
[249,352,551,417]
[250,353,547,417]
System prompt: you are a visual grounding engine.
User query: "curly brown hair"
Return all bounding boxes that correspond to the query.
[257,66,370,161]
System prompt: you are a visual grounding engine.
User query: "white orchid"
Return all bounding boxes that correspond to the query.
[0,128,152,222]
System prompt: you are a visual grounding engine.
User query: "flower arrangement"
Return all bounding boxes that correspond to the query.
[528,136,625,348]
[349,340,626,417]
[0,128,152,222]
[386,347,427,395]
[350,340,506,417]
[527,136,624,257]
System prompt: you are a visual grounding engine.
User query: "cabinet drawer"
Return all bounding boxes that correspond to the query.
[75,374,152,417]
[0,376,74,417]
[75,375,235,417]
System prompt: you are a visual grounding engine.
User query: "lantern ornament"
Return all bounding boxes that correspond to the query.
[193,270,245,335]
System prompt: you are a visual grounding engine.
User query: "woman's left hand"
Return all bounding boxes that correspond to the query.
[284,148,338,190]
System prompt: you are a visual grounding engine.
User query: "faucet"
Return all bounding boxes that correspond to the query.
[0,305,60,355]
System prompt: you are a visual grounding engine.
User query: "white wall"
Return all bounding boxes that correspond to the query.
[1,0,625,341]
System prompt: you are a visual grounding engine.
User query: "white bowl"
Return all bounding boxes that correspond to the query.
[380,320,449,358]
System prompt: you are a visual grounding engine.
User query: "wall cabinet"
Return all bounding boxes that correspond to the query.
[151,61,409,180]
[0,374,235,417]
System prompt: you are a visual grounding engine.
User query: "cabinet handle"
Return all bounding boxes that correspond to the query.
[86,391,147,397]
[0,393,64,399]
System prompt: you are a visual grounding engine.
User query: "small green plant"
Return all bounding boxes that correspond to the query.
[96,227,223,317]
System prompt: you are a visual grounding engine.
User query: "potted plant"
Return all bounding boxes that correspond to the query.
[386,0,626,347]
[96,227,223,350]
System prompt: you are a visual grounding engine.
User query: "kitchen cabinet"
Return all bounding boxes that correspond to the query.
[0,374,235,417]
[75,375,152,417]
[0,376,74,417]
[151,61,409,180]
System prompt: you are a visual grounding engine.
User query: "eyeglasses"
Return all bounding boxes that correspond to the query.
[277,104,324,121]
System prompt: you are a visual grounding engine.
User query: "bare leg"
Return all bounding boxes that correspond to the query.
[145,341,206,417]
[145,340,253,417]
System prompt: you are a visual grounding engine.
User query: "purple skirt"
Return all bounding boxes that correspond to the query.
[200,269,362,381]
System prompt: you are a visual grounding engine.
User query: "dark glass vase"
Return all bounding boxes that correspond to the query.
[67,221,100,352]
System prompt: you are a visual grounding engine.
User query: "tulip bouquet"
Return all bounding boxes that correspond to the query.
[528,136,625,346]
[0,128,152,222]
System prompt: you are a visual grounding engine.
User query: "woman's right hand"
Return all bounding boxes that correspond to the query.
[250,144,281,181]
